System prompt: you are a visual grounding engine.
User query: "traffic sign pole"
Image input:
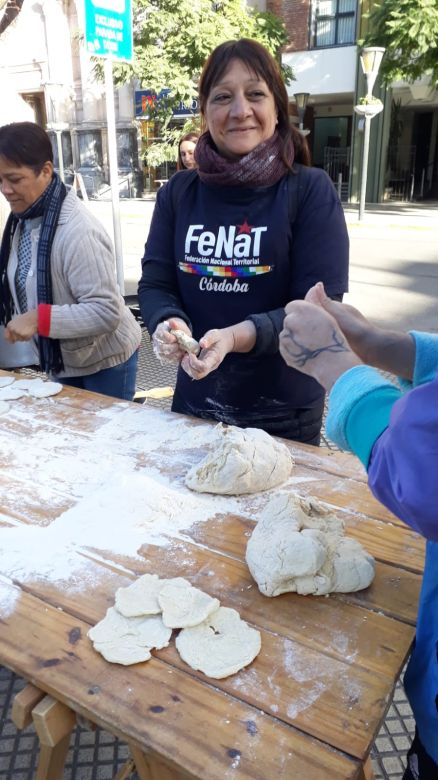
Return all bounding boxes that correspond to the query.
[104,58,125,295]
[83,0,133,294]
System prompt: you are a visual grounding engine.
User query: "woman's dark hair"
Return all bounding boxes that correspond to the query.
[0,121,53,173]
[198,38,310,168]
[177,132,200,170]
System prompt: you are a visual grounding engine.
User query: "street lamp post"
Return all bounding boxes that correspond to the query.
[354,47,385,221]
[294,92,310,135]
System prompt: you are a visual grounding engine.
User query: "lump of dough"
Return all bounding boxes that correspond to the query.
[175,606,261,679]
[331,537,376,593]
[171,329,200,355]
[185,423,293,495]
[246,493,375,597]
[115,573,169,617]
[28,380,63,398]
[88,606,172,659]
[158,577,220,628]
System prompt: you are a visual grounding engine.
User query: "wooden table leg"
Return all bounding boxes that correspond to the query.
[357,754,375,780]
[129,743,188,780]
[114,758,136,780]
[32,695,76,780]
[12,683,45,730]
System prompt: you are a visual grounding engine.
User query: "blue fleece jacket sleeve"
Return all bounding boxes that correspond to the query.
[326,365,401,466]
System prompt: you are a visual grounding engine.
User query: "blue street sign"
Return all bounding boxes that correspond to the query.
[84,0,133,63]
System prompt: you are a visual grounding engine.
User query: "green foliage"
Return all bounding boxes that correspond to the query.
[364,0,438,86]
[95,0,293,151]
[358,95,383,105]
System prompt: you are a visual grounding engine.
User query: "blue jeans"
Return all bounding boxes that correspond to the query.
[57,350,138,401]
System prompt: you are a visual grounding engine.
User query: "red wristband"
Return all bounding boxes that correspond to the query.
[38,303,52,337]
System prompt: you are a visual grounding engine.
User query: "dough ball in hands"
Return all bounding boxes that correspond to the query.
[175,606,261,679]
[170,329,200,355]
[246,493,375,597]
[158,577,220,628]
[185,423,294,495]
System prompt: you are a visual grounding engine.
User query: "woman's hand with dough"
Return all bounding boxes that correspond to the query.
[152,317,191,365]
[5,310,38,342]
[182,327,235,380]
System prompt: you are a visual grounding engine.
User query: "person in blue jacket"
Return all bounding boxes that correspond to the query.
[138,38,349,445]
[279,281,438,780]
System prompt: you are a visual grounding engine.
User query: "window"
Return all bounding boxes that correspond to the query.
[311,0,356,48]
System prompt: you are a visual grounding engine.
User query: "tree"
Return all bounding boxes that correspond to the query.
[103,0,293,164]
[0,0,24,36]
[364,0,438,86]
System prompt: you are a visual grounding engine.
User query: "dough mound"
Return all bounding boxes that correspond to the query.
[185,423,293,495]
[115,573,168,617]
[246,494,375,597]
[171,329,200,355]
[158,577,220,628]
[175,606,261,679]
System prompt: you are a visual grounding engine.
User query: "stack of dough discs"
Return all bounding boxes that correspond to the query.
[89,574,261,677]
[88,606,172,666]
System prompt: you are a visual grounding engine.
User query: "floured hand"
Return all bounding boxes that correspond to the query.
[152,318,191,365]
[181,327,234,380]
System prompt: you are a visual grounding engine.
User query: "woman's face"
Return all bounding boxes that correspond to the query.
[0,157,53,214]
[180,140,197,169]
[204,58,278,160]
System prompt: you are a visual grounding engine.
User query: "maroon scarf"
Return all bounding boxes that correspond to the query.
[195,131,294,188]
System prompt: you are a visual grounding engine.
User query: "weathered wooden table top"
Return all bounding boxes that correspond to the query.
[0,373,422,779]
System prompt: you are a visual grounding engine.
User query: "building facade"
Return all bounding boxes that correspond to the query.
[0,0,142,197]
[268,0,438,202]
[1,0,437,202]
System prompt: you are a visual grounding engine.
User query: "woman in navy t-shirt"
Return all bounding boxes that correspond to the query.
[138,39,349,444]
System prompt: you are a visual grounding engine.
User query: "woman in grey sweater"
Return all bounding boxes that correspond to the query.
[0,122,141,400]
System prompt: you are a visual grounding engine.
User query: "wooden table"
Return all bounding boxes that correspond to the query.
[0,374,423,780]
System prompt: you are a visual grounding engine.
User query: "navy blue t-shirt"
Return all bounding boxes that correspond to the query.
[139,166,349,439]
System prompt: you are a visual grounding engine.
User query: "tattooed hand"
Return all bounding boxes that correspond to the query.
[279,301,362,391]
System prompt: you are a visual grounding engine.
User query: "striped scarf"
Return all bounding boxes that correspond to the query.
[195,131,293,188]
[0,172,67,373]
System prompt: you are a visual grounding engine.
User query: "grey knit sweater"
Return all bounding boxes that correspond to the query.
[5,188,141,377]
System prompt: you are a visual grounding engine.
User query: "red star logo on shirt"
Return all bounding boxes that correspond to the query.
[237,219,252,235]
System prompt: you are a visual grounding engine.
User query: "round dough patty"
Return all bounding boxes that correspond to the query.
[175,606,261,678]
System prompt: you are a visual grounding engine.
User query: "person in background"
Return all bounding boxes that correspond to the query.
[279,281,438,780]
[138,38,349,444]
[0,121,141,400]
[177,132,199,171]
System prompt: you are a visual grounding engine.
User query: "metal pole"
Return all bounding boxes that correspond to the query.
[359,114,371,221]
[55,130,65,183]
[104,57,125,295]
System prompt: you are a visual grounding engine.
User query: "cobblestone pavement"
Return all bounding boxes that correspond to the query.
[0,326,414,779]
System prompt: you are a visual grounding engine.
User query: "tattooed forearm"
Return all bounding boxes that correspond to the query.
[283,328,349,367]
